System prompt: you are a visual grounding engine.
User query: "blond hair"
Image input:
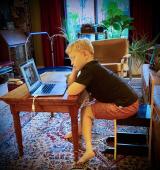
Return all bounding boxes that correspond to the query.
[65,38,94,56]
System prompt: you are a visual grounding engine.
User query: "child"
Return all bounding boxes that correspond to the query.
[65,38,139,165]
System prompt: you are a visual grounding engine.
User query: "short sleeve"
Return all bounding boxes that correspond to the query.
[75,68,92,87]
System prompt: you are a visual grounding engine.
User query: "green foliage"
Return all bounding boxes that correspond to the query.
[150,44,160,71]
[63,12,79,42]
[101,1,133,38]
[129,36,156,66]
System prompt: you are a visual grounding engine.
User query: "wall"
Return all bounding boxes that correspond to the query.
[29,0,44,67]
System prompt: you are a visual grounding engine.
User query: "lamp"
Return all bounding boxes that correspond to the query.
[25,32,66,66]
[49,34,66,66]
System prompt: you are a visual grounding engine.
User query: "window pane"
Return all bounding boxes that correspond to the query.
[66,0,95,42]
[99,0,130,38]
[65,0,130,42]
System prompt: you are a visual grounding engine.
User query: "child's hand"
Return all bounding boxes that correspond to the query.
[65,73,70,84]
[67,68,79,85]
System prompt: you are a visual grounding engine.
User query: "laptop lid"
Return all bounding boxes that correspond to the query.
[20,59,41,93]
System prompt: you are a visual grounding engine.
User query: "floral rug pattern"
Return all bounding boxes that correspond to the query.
[0,78,151,170]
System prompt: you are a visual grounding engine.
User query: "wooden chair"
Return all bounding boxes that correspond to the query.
[91,38,131,77]
[103,73,155,160]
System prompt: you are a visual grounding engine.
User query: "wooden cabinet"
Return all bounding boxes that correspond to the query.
[151,75,160,169]
[141,64,160,168]
[0,30,27,77]
[141,64,155,103]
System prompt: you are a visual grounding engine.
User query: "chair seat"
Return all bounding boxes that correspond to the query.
[117,104,151,127]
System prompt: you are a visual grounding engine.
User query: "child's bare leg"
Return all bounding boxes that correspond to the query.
[64,123,82,139]
[64,109,84,139]
[77,105,95,164]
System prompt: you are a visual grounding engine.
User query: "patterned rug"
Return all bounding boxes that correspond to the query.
[0,101,37,146]
[0,78,151,170]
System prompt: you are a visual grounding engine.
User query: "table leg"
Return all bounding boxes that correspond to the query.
[70,106,79,162]
[10,105,23,157]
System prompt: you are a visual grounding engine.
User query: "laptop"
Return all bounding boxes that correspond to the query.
[20,59,67,96]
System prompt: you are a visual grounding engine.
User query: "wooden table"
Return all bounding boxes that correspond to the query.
[0,72,85,161]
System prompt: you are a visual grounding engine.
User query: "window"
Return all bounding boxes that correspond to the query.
[65,0,130,42]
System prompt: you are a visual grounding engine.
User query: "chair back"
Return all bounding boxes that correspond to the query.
[91,38,129,63]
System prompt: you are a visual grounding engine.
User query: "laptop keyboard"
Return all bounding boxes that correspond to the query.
[42,84,55,93]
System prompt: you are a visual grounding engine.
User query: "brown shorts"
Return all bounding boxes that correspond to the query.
[90,100,139,120]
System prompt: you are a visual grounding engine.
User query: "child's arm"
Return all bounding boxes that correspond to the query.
[67,82,86,95]
[67,67,79,86]
[67,67,86,95]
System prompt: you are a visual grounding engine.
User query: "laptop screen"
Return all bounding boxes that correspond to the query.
[20,59,41,92]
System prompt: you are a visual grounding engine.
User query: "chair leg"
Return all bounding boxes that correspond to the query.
[114,119,117,160]
[51,112,54,117]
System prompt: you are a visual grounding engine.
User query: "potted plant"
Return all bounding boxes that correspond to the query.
[101,2,134,38]
[149,45,160,72]
[129,35,157,75]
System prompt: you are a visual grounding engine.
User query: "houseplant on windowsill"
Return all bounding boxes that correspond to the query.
[101,1,134,38]
[129,35,158,75]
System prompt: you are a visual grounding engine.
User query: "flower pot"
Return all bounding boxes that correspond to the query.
[97,26,104,32]
[130,58,142,76]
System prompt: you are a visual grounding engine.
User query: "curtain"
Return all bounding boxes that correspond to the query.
[40,0,65,66]
[152,2,160,43]
[129,0,153,41]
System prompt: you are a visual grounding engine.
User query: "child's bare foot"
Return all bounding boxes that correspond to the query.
[64,132,82,140]
[64,132,72,139]
[77,150,95,164]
